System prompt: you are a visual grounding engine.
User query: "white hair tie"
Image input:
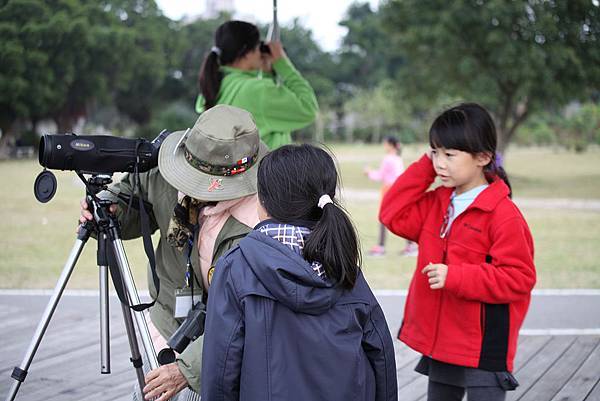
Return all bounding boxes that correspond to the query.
[211,46,222,57]
[318,194,333,209]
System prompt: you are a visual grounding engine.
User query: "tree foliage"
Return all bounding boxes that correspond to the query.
[0,0,140,153]
[1,0,598,156]
[381,0,600,152]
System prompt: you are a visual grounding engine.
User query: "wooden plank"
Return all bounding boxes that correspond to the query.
[513,335,553,373]
[15,336,134,401]
[397,374,428,401]
[551,339,600,401]
[586,382,600,401]
[393,338,423,390]
[507,336,576,401]
[2,317,117,356]
[1,306,110,347]
[519,336,600,401]
[394,341,421,370]
[392,336,547,399]
[79,376,138,401]
[396,354,422,388]
[43,366,135,401]
[2,321,127,375]
[0,304,25,319]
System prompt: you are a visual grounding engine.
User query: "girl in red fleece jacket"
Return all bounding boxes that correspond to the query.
[380,103,536,401]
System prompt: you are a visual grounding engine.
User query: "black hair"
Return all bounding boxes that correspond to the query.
[429,103,512,196]
[257,144,362,289]
[199,20,261,110]
[384,135,401,155]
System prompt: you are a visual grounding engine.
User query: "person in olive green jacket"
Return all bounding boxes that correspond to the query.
[80,105,268,401]
[195,20,319,149]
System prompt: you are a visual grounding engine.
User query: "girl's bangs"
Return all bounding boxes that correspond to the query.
[429,118,472,152]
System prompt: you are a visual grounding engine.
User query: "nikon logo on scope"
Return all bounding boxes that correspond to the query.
[70,139,95,151]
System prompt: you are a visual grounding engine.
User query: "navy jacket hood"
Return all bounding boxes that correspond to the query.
[238,230,344,315]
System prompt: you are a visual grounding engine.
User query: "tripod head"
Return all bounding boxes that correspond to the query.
[73,173,119,237]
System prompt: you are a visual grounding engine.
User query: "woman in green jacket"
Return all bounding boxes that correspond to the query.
[195,20,319,149]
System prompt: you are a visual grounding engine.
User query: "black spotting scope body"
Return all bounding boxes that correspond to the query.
[39,133,168,174]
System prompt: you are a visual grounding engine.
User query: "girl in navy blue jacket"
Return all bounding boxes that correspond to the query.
[201,144,397,401]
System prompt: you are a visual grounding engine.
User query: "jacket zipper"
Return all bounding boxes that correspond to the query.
[429,209,464,357]
[480,303,486,334]
[428,235,448,357]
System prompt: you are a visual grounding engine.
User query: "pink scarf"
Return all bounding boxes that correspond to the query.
[196,194,259,288]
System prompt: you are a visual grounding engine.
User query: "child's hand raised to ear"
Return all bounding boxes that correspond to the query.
[422,263,448,289]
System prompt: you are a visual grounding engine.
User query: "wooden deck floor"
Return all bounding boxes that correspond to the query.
[1,294,599,401]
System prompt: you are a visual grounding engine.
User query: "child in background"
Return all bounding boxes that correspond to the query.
[201,144,397,401]
[380,103,535,401]
[365,136,417,256]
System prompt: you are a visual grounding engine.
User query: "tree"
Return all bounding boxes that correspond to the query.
[108,0,175,126]
[0,0,137,156]
[337,3,404,90]
[382,0,600,153]
[0,1,59,155]
[344,80,413,142]
[277,19,338,107]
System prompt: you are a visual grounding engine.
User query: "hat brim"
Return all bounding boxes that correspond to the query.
[158,130,269,201]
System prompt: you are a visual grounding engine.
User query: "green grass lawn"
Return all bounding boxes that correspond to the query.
[1,145,599,289]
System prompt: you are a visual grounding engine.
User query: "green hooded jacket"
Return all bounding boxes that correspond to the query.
[195,57,319,149]
[105,167,251,392]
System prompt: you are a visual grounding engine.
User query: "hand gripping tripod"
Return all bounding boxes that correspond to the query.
[6,174,159,401]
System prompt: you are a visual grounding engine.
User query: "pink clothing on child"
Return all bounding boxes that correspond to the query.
[368,154,404,186]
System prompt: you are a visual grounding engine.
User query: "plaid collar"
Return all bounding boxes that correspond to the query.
[257,222,326,278]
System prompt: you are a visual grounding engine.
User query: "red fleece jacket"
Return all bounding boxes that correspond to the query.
[379,154,536,372]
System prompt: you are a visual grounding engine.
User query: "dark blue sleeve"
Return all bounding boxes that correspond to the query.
[201,256,245,401]
[362,303,398,401]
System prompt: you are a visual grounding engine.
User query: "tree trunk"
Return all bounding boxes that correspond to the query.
[0,127,15,159]
[54,113,77,134]
[0,115,16,159]
[497,100,529,155]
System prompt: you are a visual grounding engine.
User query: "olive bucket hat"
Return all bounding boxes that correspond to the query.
[158,104,268,201]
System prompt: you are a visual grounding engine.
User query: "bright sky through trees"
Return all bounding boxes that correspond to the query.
[154,0,379,51]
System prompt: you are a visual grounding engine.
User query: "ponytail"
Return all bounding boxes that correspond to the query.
[303,201,362,290]
[494,165,512,198]
[485,158,512,198]
[198,51,223,110]
[257,144,362,290]
[198,21,261,111]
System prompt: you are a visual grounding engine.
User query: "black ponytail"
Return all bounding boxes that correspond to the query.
[257,144,362,289]
[198,20,261,110]
[486,161,512,198]
[303,201,361,289]
[199,52,223,110]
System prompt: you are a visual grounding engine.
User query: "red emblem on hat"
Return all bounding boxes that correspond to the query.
[208,178,223,192]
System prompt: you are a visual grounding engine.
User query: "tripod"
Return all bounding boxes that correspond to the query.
[6,174,159,401]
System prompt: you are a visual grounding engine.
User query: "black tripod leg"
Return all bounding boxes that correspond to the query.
[5,226,91,401]
[119,296,147,395]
